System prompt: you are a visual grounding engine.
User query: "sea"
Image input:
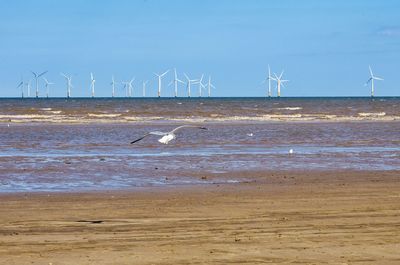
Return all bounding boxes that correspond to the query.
[0,97,399,192]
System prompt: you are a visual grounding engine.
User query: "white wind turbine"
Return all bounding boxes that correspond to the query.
[128,78,135,97]
[142,80,148,97]
[169,68,185,97]
[122,78,135,97]
[43,77,55,98]
[197,74,206,97]
[207,76,216,97]
[26,79,32,97]
[183,73,198,98]
[272,71,289,98]
[365,66,383,97]
[17,76,24,98]
[262,65,273,97]
[90,73,96,98]
[31,71,48,98]
[154,69,169,97]
[60,73,73,98]
[111,75,117,97]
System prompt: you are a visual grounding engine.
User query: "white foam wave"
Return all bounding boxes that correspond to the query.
[276,107,303,111]
[1,112,399,124]
[87,113,121,118]
[358,112,386,117]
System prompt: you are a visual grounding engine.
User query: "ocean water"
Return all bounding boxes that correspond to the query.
[0,97,399,192]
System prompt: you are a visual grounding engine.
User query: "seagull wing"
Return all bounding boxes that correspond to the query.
[130,131,167,144]
[170,125,207,133]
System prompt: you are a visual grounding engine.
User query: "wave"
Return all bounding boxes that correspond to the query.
[276,107,303,111]
[358,112,386,117]
[1,112,400,124]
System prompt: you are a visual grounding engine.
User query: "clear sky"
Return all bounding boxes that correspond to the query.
[0,0,399,97]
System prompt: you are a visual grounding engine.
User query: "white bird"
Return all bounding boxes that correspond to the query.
[130,125,208,145]
[247,133,254,137]
[289,149,294,154]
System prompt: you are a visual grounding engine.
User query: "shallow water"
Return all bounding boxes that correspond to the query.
[1,118,399,192]
[1,97,400,123]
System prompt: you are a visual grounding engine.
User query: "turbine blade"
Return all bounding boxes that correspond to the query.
[161,69,170,77]
[369,65,373,77]
[38,71,48,77]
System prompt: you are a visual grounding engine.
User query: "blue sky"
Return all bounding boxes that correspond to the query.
[0,0,399,97]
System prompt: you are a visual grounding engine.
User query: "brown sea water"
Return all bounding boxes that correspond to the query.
[0,98,399,192]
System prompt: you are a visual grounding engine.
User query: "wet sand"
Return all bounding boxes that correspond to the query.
[1,171,399,264]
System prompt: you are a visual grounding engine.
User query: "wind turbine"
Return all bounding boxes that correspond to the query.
[31,71,48,98]
[365,66,383,97]
[169,68,185,97]
[207,76,216,97]
[272,71,289,98]
[183,73,198,98]
[198,74,205,97]
[111,75,117,97]
[26,80,32,97]
[154,69,169,97]
[60,73,73,98]
[17,76,24,98]
[128,78,135,97]
[142,80,148,97]
[43,77,54,98]
[90,73,96,98]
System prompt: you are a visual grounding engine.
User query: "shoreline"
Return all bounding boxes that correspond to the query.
[1,169,399,195]
[1,170,399,264]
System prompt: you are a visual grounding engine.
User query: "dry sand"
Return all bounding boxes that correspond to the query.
[0,171,399,264]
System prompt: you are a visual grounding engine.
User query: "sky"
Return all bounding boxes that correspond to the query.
[0,0,399,97]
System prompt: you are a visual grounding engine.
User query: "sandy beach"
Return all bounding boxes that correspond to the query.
[1,170,399,265]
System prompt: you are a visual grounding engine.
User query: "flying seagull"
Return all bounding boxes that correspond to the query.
[130,125,208,145]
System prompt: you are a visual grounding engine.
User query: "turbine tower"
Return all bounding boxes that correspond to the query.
[169,68,184,97]
[60,73,73,98]
[154,69,169,97]
[31,71,48,98]
[111,75,117,97]
[17,76,24,98]
[183,73,198,98]
[43,77,54,98]
[142,80,148,97]
[262,65,273,97]
[26,80,32,97]
[267,65,272,97]
[90,73,96,98]
[272,71,289,98]
[366,66,383,97]
[207,76,216,97]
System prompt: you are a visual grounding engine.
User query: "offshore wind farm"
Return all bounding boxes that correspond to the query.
[1,1,400,265]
